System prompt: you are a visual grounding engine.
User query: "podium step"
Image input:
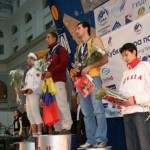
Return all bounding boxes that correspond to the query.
[14,134,77,150]
[14,142,35,150]
[37,134,77,150]
[77,146,112,150]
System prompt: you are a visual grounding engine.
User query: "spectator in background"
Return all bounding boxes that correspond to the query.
[13,110,22,137]
[22,104,31,140]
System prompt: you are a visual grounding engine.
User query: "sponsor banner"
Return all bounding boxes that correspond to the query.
[99,12,150,118]
[94,0,150,36]
[59,33,71,54]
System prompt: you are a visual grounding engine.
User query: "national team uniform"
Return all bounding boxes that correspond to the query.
[119,59,150,150]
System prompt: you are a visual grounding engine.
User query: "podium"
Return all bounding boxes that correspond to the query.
[14,134,111,150]
[14,134,77,150]
[37,134,77,150]
[14,142,35,150]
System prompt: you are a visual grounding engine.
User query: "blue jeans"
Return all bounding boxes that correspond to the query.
[124,112,150,150]
[78,77,107,145]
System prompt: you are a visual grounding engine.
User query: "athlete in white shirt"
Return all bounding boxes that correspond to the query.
[119,43,150,150]
[20,52,43,137]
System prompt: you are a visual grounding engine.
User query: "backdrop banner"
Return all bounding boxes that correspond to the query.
[94,12,150,117]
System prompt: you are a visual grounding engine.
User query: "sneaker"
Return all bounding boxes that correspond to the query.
[94,142,107,148]
[80,143,93,148]
[59,129,71,135]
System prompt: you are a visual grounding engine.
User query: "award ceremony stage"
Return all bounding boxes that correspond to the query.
[14,134,112,150]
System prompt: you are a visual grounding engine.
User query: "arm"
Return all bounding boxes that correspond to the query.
[19,118,23,137]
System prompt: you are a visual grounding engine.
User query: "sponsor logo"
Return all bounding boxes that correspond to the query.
[134,23,142,34]
[97,7,109,26]
[112,21,121,31]
[102,76,113,83]
[59,33,71,53]
[132,0,146,9]
[105,108,121,117]
[138,7,145,16]
[141,55,150,62]
[106,84,117,89]
[125,13,132,24]
[51,5,59,20]
[111,0,127,17]
[102,68,110,75]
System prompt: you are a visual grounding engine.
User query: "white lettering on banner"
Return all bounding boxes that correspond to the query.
[132,0,146,9]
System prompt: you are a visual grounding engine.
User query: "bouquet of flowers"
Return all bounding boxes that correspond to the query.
[82,44,107,68]
[96,87,129,109]
[96,87,150,111]
[9,69,24,104]
[70,44,107,81]
[96,87,127,105]
[33,58,51,73]
[33,58,56,95]
[72,44,106,70]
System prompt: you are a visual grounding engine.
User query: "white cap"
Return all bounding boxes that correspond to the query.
[28,52,38,60]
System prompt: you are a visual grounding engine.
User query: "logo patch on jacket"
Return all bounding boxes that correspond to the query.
[36,73,40,77]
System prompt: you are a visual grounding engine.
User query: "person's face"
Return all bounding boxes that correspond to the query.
[45,34,56,45]
[14,111,18,117]
[27,56,35,66]
[75,24,87,38]
[121,50,137,64]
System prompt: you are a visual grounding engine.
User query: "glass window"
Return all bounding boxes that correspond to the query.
[45,20,53,30]
[0,45,4,54]
[26,35,33,43]
[25,13,32,23]
[12,25,18,35]
[14,45,19,52]
[43,0,49,8]
[0,81,7,102]
[0,31,3,38]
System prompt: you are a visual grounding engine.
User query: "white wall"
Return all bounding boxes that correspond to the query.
[0,0,54,60]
